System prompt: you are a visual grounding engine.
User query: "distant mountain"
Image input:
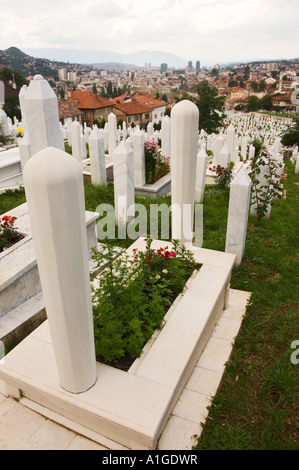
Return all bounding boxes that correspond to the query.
[0,47,75,80]
[5,46,30,60]
[22,47,187,68]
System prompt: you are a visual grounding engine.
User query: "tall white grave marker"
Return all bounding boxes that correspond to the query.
[113,141,135,226]
[195,147,208,203]
[71,120,83,163]
[89,127,107,186]
[161,115,171,160]
[225,166,251,265]
[108,112,117,156]
[131,127,145,186]
[23,147,97,394]
[22,75,64,156]
[171,100,199,247]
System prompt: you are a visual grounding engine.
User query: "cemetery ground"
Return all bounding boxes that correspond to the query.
[0,158,298,450]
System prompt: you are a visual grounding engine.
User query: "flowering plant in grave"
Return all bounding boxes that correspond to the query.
[91,237,198,368]
[209,164,233,189]
[249,149,287,220]
[16,127,24,138]
[144,138,170,184]
[0,215,22,252]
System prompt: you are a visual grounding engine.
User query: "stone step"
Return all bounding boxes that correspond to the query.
[0,291,46,347]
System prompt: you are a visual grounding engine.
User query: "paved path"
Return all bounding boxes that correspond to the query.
[0,289,250,450]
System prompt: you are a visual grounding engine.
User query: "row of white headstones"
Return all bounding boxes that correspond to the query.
[2,74,298,394]
[3,74,298,259]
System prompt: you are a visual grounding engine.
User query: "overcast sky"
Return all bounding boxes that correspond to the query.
[1,0,299,67]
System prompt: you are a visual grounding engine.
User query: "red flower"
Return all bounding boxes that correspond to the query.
[146,257,150,264]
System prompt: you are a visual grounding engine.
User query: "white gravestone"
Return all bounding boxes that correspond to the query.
[23,147,97,394]
[89,127,107,186]
[195,147,208,204]
[131,128,145,187]
[225,166,251,266]
[21,75,64,156]
[171,100,199,247]
[113,141,135,226]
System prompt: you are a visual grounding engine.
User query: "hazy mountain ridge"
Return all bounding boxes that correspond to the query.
[22,47,187,68]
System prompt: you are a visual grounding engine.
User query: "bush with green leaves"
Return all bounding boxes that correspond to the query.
[249,149,287,220]
[91,238,197,367]
[209,163,233,189]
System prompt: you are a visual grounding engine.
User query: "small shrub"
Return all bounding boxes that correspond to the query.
[0,215,22,252]
[209,164,233,189]
[91,237,197,368]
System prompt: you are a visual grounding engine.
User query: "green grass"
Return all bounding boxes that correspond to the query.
[0,187,26,214]
[0,158,298,450]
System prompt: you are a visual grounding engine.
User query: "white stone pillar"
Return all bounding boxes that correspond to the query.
[22,74,64,156]
[71,120,83,163]
[81,130,87,158]
[23,147,97,394]
[103,123,109,152]
[195,147,208,203]
[113,141,135,226]
[249,144,255,160]
[171,100,199,247]
[0,80,4,108]
[241,136,248,160]
[225,166,251,266]
[214,135,225,166]
[108,112,117,157]
[226,123,235,157]
[18,134,32,171]
[218,143,231,168]
[18,85,28,134]
[234,145,240,162]
[161,115,171,160]
[89,127,107,186]
[147,122,154,138]
[0,109,10,136]
[131,128,145,187]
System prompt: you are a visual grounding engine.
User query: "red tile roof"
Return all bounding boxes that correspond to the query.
[58,99,82,119]
[113,101,152,115]
[69,91,111,109]
[133,93,166,109]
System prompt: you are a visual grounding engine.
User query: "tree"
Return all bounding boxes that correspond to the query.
[0,68,27,86]
[260,94,272,110]
[194,80,226,134]
[244,65,250,81]
[258,80,267,92]
[210,68,219,78]
[280,118,299,147]
[246,95,261,112]
[250,81,259,92]
[92,83,97,94]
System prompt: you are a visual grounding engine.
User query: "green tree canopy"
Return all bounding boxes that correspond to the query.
[246,95,261,112]
[194,80,226,134]
[280,118,299,147]
[0,68,27,86]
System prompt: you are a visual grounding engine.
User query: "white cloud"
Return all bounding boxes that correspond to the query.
[0,0,299,65]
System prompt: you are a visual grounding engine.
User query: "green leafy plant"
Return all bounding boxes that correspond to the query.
[249,149,287,220]
[209,164,233,189]
[91,237,198,369]
[144,138,170,184]
[0,215,22,252]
